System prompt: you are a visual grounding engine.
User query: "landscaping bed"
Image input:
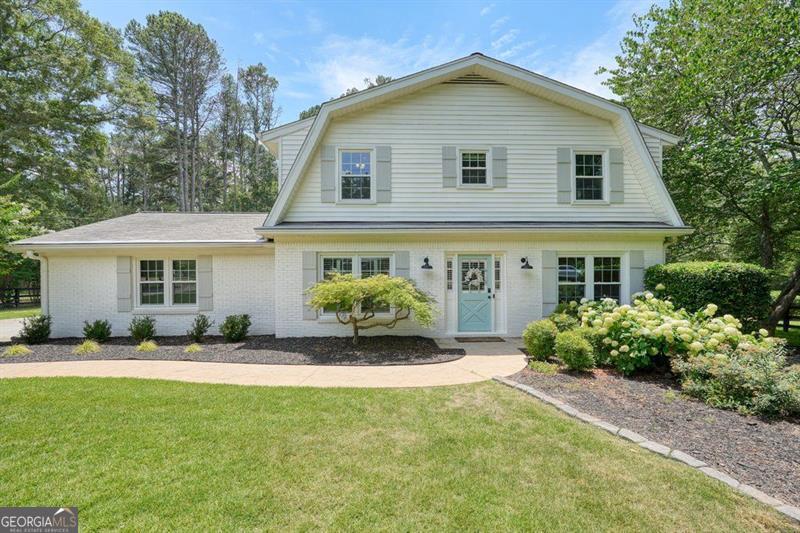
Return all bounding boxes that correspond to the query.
[0,335,464,366]
[511,366,800,508]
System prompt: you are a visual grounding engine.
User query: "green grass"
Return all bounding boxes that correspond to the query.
[0,306,40,320]
[0,379,790,531]
[776,327,800,348]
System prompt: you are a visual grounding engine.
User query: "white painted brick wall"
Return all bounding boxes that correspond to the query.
[274,236,666,338]
[46,253,274,338]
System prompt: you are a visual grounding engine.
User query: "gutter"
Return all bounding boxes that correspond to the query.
[255,225,694,237]
[6,240,274,253]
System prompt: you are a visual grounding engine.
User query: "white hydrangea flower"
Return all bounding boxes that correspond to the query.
[610,350,619,357]
[689,341,704,352]
[655,283,666,291]
[619,345,629,353]
[758,328,769,337]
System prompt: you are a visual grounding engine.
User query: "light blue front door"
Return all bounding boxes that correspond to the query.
[458,255,493,332]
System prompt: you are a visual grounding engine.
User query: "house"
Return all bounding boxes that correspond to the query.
[9,53,690,339]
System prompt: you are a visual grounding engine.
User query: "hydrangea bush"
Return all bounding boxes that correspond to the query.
[559,292,800,417]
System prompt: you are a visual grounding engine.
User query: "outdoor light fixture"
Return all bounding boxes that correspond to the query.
[421,257,433,270]
[521,257,533,270]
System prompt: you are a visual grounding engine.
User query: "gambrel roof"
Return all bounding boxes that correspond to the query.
[261,53,684,228]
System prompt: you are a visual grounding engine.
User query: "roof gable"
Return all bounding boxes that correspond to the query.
[263,53,683,227]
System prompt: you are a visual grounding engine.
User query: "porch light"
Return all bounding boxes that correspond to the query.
[521,257,533,270]
[421,257,433,270]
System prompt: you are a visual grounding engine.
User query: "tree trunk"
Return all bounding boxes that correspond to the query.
[758,206,775,269]
[767,263,800,333]
[352,319,359,345]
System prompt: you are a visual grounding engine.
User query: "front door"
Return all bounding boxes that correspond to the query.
[458,255,493,332]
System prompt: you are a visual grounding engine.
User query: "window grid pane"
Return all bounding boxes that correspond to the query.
[558,257,586,303]
[140,283,164,305]
[322,257,353,279]
[446,260,453,290]
[494,259,501,290]
[172,283,197,305]
[575,153,604,200]
[341,151,371,200]
[593,256,621,301]
[360,257,390,278]
[140,260,164,282]
[461,152,487,185]
[172,260,196,281]
[461,260,486,292]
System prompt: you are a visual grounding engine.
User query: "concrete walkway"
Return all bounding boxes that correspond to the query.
[0,338,527,388]
[0,319,23,342]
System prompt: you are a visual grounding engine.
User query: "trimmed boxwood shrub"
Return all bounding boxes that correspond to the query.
[645,262,770,330]
[220,314,251,342]
[19,315,51,344]
[129,316,156,342]
[555,330,595,371]
[522,319,558,361]
[83,319,112,343]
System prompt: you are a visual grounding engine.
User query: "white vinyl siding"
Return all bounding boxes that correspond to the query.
[284,82,666,223]
[279,123,313,187]
[641,133,663,174]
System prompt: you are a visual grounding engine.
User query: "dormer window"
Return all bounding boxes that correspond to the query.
[339,149,373,201]
[574,152,604,201]
[460,151,488,186]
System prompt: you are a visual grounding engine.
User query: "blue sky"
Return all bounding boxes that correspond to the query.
[83,0,658,126]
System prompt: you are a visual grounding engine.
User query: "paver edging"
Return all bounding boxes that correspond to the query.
[492,375,800,524]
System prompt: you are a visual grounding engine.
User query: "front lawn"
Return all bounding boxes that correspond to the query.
[0,379,790,530]
[0,306,39,320]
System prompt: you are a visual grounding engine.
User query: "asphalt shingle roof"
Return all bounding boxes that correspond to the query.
[13,212,268,246]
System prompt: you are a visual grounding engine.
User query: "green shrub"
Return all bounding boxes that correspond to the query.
[672,341,800,417]
[136,340,158,352]
[187,314,214,343]
[528,360,558,375]
[555,330,595,371]
[522,319,558,360]
[550,312,579,332]
[73,340,101,355]
[577,327,608,365]
[3,344,32,357]
[644,262,770,330]
[129,316,156,342]
[83,320,112,342]
[220,314,251,342]
[19,315,51,344]
[184,343,203,353]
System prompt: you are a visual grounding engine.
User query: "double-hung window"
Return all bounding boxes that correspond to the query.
[320,254,392,315]
[138,259,197,307]
[557,255,621,302]
[460,151,488,185]
[574,152,605,201]
[339,150,372,201]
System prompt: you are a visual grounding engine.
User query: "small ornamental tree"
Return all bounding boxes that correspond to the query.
[307,274,437,345]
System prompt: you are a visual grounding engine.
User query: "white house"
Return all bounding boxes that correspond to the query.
[9,53,690,339]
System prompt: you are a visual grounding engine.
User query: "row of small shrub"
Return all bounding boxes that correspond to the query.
[523,293,799,417]
[15,314,251,344]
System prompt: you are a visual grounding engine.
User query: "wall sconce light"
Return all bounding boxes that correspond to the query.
[421,257,433,270]
[520,257,533,270]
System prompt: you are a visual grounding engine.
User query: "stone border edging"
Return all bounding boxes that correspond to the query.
[493,375,800,524]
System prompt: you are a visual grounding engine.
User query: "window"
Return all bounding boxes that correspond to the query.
[139,260,165,305]
[557,255,622,303]
[593,257,621,301]
[172,260,197,305]
[460,151,487,185]
[494,259,501,291]
[575,152,604,201]
[320,254,392,314]
[558,257,586,302]
[138,258,196,307]
[446,259,453,290]
[340,150,372,200]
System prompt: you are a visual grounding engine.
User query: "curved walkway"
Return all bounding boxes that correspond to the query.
[0,339,527,388]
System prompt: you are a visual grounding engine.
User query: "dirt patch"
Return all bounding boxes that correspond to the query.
[1,335,464,366]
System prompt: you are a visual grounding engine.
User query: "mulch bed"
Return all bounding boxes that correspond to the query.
[0,335,465,366]
[511,365,800,508]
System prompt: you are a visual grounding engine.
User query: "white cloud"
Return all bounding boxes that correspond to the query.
[490,16,509,34]
[480,3,495,16]
[307,34,475,98]
[252,32,265,44]
[491,29,518,50]
[524,0,655,98]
